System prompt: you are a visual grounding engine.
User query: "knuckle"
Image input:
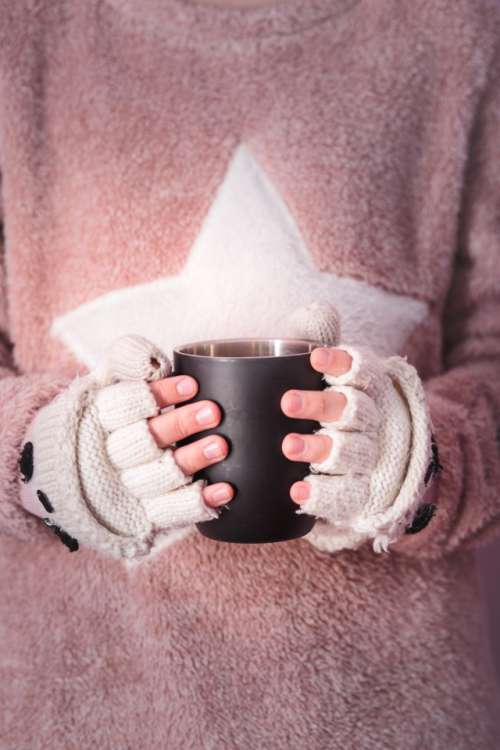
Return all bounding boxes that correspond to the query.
[319,433,333,459]
[319,391,330,420]
[149,378,168,405]
[341,351,353,371]
[336,389,348,411]
[337,395,348,421]
[148,379,160,400]
[325,387,345,420]
[146,415,162,447]
[173,445,198,476]
[172,408,192,440]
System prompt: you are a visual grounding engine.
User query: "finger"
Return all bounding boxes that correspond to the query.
[202,482,235,509]
[283,385,380,432]
[173,435,230,476]
[310,347,352,376]
[312,345,385,399]
[148,400,222,449]
[281,388,347,422]
[281,433,332,464]
[120,448,191,497]
[149,375,199,408]
[290,481,311,504]
[141,479,230,529]
[310,428,378,474]
[96,380,160,432]
[293,473,371,524]
[107,419,163,471]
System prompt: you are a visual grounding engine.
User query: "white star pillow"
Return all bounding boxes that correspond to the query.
[51,144,428,368]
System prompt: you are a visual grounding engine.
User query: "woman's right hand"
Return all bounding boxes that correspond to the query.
[148,375,234,510]
[18,334,234,560]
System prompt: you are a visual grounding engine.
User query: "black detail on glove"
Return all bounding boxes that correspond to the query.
[42,518,79,552]
[405,503,436,535]
[36,490,54,514]
[20,439,79,551]
[20,442,34,483]
[424,433,443,486]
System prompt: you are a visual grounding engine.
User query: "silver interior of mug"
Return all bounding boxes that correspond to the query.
[174,338,325,359]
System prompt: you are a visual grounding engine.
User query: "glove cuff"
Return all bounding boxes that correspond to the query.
[352,356,434,551]
[27,375,153,559]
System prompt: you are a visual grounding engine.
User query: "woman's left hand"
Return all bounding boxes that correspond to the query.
[279,341,439,552]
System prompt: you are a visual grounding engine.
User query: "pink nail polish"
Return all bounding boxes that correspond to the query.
[314,348,331,369]
[211,487,231,504]
[196,406,215,425]
[293,482,310,502]
[288,436,305,454]
[288,392,303,412]
[203,441,223,459]
[176,378,195,396]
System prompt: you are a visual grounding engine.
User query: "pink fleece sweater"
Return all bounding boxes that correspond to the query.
[1,0,500,747]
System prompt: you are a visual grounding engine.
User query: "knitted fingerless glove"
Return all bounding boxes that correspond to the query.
[18,335,219,560]
[288,301,439,554]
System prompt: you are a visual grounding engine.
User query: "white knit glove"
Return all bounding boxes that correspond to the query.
[287,301,439,554]
[18,335,219,560]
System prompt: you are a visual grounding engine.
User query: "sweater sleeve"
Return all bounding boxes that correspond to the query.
[392,39,500,560]
[0,175,70,542]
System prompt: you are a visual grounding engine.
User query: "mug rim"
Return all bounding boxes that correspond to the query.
[173,337,327,359]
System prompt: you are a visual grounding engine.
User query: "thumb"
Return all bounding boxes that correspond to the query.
[286,300,341,347]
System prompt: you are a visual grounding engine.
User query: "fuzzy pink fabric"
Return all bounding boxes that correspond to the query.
[1,0,500,747]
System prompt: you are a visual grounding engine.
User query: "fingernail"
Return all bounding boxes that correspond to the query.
[196,406,215,425]
[293,482,310,502]
[314,348,331,369]
[287,392,303,412]
[210,486,231,504]
[288,436,305,455]
[203,440,223,459]
[176,378,195,396]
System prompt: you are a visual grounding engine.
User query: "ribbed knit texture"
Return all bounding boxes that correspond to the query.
[311,429,379,474]
[106,419,163,470]
[296,340,429,552]
[332,385,381,433]
[94,334,172,385]
[141,483,219,529]
[78,404,152,537]
[121,449,190,498]
[95,380,160,431]
[18,335,219,559]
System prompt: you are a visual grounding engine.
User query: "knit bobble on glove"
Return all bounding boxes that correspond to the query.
[287,300,341,347]
[286,302,435,555]
[18,335,219,561]
[93,334,172,386]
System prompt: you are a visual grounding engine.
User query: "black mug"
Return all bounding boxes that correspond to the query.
[172,337,326,544]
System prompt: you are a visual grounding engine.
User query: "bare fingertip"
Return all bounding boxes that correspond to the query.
[336,350,353,374]
[176,377,197,397]
[311,347,331,371]
[291,481,310,503]
[205,484,234,507]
